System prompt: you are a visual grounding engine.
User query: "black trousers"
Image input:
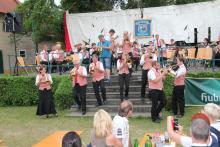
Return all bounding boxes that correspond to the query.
[141,69,149,98]
[133,57,139,71]
[172,85,185,116]
[119,73,130,100]
[73,84,87,112]
[56,61,64,74]
[92,79,106,105]
[150,89,166,121]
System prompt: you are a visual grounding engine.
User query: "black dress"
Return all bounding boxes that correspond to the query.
[36,74,57,116]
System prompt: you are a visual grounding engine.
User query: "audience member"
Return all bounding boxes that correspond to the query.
[62,131,82,147]
[167,113,218,147]
[113,100,133,147]
[90,109,122,147]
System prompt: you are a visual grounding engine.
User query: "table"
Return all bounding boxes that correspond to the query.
[32,131,82,147]
[138,133,176,147]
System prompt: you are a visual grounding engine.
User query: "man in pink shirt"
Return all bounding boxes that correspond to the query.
[169,57,186,118]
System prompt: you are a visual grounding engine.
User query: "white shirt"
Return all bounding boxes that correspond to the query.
[113,114,129,147]
[105,35,111,42]
[79,66,88,77]
[35,74,53,86]
[180,135,213,147]
[40,50,48,62]
[148,68,157,81]
[172,64,186,78]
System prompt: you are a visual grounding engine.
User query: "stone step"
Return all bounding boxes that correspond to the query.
[71,105,151,113]
[86,98,151,105]
[86,92,149,99]
[66,111,151,117]
[86,85,144,93]
[87,80,142,86]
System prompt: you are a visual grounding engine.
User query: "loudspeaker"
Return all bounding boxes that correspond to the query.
[194,28,198,58]
[208,27,211,42]
[3,12,23,33]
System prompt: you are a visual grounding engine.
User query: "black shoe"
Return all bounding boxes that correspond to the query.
[152,119,160,123]
[82,111,86,115]
[157,116,163,120]
[103,100,107,105]
[125,97,128,100]
[95,103,102,107]
[177,114,184,118]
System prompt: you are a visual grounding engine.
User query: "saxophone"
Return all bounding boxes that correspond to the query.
[70,68,76,80]
[89,64,95,74]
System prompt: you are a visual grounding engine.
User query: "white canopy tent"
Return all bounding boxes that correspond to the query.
[66,0,220,47]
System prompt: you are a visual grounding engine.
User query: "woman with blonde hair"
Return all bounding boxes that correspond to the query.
[90,109,122,147]
[202,103,220,146]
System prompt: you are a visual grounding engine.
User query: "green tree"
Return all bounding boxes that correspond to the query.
[17,0,64,51]
[60,0,115,13]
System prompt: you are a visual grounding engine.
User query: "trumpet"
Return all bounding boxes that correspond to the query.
[160,64,179,77]
[125,55,133,68]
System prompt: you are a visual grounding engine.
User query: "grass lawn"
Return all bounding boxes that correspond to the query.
[0,106,202,147]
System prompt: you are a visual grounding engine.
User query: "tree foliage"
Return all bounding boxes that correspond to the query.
[60,0,116,13]
[17,0,64,43]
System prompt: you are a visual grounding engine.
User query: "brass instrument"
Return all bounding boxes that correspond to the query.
[89,64,95,74]
[70,68,76,79]
[41,74,49,83]
[159,64,179,77]
[125,54,133,68]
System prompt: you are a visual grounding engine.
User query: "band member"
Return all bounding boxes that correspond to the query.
[97,34,112,83]
[89,54,106,106]
[140,46,153,102]
[169,57,187,118]
[148,61,167,123]
[70,55,87,115]
[121,31,133,75]
[132,41,140,71]
[49,45,58,73]
[35,65,57,118]
[40,44,49,66]
[117,52,131,101]
[160,39,167,67]
[56,43,65,75]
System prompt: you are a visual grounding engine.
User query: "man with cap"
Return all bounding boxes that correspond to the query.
[167,113,218,147]
[70,54,88,115]
[89,53,106,106]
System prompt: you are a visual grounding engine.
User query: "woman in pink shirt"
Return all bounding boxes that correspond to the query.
[35,65,57,118]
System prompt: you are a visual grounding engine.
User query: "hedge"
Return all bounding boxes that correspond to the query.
[0,72,219,109]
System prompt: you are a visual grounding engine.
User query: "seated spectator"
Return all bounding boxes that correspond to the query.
[90,109,122,147]
[202,103,220,146]
[167,113,218,147]
[62,131,82,147]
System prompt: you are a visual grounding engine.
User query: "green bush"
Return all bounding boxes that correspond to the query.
[54,76,74,109]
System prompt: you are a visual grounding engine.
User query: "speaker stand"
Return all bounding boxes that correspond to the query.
[13,31,19,76]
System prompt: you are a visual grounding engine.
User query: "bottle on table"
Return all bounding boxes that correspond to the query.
[145,136,152,147]
[134,138,139,147]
